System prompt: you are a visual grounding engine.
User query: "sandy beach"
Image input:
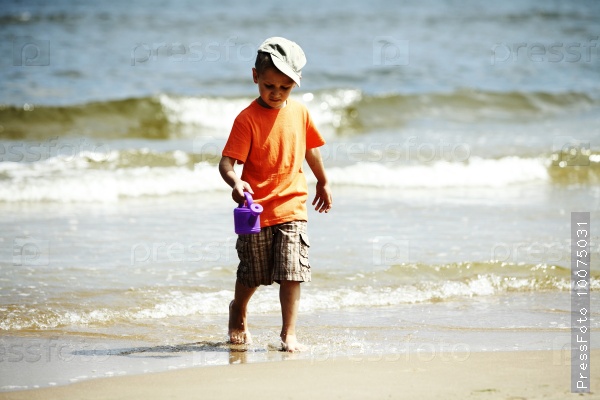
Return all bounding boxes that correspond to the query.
[1,349,596,400]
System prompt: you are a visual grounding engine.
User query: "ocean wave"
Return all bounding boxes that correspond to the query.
[0,90,358,140]
[1,149,598,202]
[0,150,223,202]
[1,89,597,140]
[1,262,597,331]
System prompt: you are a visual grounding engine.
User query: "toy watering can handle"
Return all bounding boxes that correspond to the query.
[238,192,254,208]
[244,192,253,206]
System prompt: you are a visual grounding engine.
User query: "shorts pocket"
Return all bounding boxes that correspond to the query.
[299,232,310,268]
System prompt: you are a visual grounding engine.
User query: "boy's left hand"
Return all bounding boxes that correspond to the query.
[312,182,332,213]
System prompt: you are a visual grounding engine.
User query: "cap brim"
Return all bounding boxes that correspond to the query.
[270,55,302,87]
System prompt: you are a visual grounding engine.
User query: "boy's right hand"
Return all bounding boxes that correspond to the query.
[232,181,254,204]
[218,156,254,204]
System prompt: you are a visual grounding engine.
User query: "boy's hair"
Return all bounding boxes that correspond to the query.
[254,51,277,75]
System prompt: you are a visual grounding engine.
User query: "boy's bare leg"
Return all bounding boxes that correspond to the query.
[279,280,305,352]
[229,279,257,344]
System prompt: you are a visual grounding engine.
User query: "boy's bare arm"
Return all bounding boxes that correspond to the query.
[218,156,253,203]
[305,147,332,213]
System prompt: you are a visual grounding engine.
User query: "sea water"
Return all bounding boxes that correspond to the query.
[1,0,599,391]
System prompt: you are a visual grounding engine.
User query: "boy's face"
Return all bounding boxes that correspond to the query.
[252,67,295,109]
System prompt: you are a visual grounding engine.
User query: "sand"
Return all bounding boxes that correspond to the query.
[0,349,597,400]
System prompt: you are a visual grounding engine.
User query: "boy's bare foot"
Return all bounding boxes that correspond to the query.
[280,333,306,352]
[228,300,252,344]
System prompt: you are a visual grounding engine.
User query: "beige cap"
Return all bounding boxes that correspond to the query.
[258,37,306,87]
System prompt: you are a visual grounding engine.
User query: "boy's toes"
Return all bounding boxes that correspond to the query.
[229,331,252,345]
[280,334,306,352]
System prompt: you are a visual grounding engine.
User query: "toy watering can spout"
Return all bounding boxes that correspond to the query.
[239,192,263,216]
[234,192,263,234]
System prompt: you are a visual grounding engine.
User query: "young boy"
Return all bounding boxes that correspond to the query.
[219,37,332,352]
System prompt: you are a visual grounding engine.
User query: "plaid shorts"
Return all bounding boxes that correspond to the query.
[235,220,311,287]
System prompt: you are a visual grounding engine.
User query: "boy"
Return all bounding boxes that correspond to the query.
[219,37,332,352]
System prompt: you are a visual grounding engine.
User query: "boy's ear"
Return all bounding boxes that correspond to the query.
[252,68,259,84]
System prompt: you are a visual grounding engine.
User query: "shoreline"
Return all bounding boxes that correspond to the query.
[0,349,596,400]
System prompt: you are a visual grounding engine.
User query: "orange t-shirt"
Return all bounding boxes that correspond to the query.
[222,98,325,227]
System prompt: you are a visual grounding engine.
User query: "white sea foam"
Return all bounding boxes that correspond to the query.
[158,94,251,136]
[0,155,224,202]
[323,157,549,188]
[157,90,361,138]
[3,272,591,331]
[0,151,551,203]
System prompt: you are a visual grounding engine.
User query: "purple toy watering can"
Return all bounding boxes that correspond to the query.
[234,192,263,234]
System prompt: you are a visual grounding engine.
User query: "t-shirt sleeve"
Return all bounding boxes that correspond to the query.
[305,108,326,149]
[222,113,251,163]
